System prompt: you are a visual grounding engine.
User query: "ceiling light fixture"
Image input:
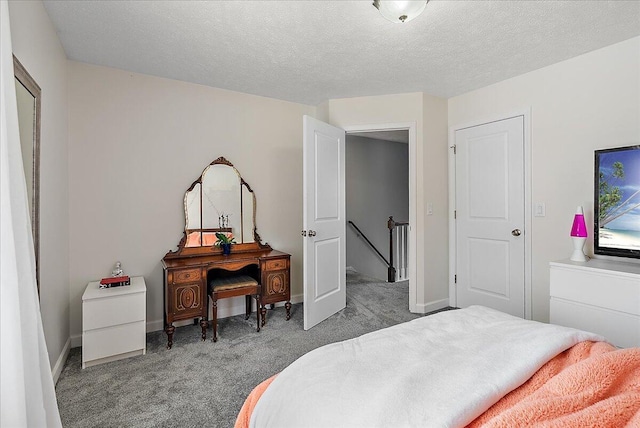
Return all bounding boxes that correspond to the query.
[372,0,428,23]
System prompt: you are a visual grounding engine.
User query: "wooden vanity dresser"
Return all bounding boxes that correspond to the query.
[162,157,291,349]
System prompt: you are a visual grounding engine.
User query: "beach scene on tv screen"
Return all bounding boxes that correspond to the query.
[598,147,640,251]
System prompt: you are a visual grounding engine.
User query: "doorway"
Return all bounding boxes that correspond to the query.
[344,123,418,313]
[345,130,409,283]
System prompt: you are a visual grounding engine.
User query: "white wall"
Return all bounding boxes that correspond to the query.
[448,37,640,322]
[422,94,449,306]
[327,93,449,312]
[346,135,409,281]
[67,62,315,340]
[8,1,70,374]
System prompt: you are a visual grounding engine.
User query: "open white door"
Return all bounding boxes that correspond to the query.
[303,115,346,330]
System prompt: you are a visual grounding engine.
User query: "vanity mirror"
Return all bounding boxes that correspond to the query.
[176,157,263,254]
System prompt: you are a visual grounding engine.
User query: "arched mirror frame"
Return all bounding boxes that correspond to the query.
[14,55,41,295]
[168,157,268,257]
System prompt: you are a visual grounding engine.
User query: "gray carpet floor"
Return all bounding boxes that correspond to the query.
[56,272,453,427]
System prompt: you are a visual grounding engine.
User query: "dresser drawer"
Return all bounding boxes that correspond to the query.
[172,268,201,284]
[549,260,640,348]
[550,298,639,348]
[550,264,640,316]
[264,258,288,271]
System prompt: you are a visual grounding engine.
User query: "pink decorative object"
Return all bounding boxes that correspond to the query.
[570,206,589,262]
[570,211,587,238]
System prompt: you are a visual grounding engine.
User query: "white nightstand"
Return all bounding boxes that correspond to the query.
[549,259,640,348]
[82,276,146,368]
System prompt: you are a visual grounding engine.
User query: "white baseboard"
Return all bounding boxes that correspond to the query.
[414,298,449,314]
[52,337,71,384]
[70,333,81,349]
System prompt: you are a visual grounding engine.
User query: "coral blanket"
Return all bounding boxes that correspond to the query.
[235,375,277,428]
[469,341,640,427]
[236,342,640,427]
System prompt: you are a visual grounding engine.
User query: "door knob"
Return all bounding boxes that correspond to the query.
[512,229,522,237]
[301,230,307,237]
[308,230,317,237]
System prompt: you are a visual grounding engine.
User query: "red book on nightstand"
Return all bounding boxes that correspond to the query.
[99,276,130,288]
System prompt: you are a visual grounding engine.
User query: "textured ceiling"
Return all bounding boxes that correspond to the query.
[42,1,640,106]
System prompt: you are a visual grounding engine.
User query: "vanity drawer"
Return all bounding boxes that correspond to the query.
[264,258,288,271]
[264,271,289,297]
[170,283,204,318]
[172,268,201,284]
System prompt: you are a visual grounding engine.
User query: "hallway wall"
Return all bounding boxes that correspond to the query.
[346,135,409,281]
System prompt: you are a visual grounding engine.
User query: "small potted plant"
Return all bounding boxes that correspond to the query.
[215,232,236,255]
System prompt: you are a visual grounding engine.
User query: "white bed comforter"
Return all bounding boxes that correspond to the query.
[249,306,604,428]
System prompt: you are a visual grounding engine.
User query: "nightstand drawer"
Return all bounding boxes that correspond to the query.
[83,322,146,362]
[83,291,145,331]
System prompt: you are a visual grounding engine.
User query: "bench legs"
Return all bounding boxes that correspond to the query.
[212,300,218,342]
[255,295,261,332]
[211,294,261,342]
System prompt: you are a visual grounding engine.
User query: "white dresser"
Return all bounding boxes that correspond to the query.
[82,276,146,368]
[549,259,640,348]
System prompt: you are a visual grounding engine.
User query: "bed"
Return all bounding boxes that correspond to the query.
[235,306,640,427]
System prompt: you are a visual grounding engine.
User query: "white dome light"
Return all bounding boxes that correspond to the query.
[373,1,428,23]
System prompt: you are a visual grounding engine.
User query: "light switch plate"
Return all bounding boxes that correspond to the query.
[534,203,546,217]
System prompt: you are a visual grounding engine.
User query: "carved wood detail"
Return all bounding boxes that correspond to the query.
[174,284,201,311]
[266,272,287,295]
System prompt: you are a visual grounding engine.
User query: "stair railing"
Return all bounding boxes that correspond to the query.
[347,220,392,280]
[348,218,410,283]
[388,216,409,282]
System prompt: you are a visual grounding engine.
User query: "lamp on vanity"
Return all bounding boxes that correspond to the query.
[372,0,428,23]
[570,206,589,262]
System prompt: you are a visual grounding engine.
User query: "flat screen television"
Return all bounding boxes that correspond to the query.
[594,145,640,260]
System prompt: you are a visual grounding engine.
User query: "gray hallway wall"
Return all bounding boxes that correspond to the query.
[346,135,409,281]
